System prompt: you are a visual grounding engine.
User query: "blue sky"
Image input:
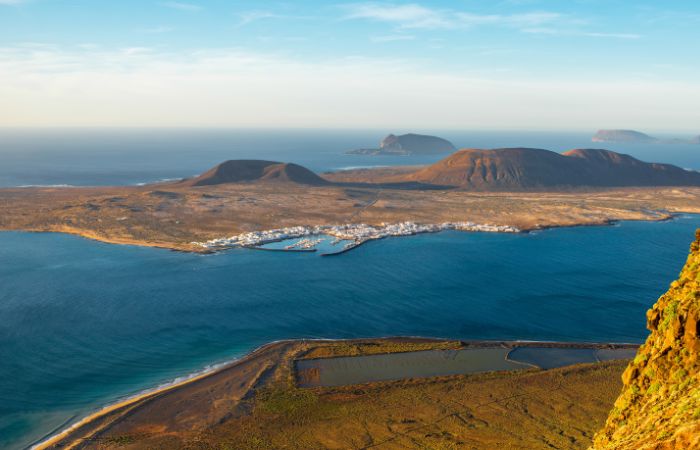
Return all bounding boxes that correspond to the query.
[1,1,699,129]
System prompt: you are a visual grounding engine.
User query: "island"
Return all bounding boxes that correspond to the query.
[2,147,700,253]
[593,129,700,145]
[346,133,456,155]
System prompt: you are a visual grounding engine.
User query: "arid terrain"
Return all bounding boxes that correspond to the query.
[3,149,700,252]
[39,338,630,450]
[2,182,700,252]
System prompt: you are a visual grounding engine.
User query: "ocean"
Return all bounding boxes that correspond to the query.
[1,217,699,449]
[0,128,698,187]
[1,129,700,449]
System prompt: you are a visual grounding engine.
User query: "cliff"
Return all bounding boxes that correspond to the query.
[592,230,700,449]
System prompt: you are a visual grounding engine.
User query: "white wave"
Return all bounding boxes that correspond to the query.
[332,165,389,171]
[134,177,181,186]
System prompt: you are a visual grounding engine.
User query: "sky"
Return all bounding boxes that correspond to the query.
[1,0,699,130]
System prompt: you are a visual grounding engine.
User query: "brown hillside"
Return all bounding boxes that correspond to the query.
[391,148,700,189]
[592,230,700,449]
[180,160,329,187]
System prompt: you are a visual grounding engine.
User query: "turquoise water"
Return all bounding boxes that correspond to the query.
[1,217,699,448]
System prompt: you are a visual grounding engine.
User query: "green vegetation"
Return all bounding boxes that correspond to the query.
[256,386,319,415]
[104,435,136,446]
[300,339,463,359]
[660,299,680,331]
[594,230,700,449]
[202,361,626,450]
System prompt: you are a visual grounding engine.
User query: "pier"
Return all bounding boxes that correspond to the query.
[320,240,365,256]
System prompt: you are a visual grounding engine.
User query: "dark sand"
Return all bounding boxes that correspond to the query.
[38,338,639,449]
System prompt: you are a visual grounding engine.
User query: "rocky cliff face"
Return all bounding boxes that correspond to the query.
[592,230,700,449]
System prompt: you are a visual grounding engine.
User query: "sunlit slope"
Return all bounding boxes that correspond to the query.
[593,230,700,449]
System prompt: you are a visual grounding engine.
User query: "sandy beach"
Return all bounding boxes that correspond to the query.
[36,337,639,449]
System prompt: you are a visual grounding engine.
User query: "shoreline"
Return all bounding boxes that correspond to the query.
[3,211,692,257]
[31,339,289,450]
[33,336,640,449]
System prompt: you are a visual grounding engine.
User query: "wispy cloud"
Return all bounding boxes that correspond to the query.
[235,10,317,27]
[122,47,153,56]
[370,34,416,42]
[523,28,641,39]
[159,2,201,12]
[342,3,562,30]
[343,3,451,29]
[236,10,279,27]
[1,44,698,129]
[342,3,643,40]
[580,32,641,39]
[139,25,175,34]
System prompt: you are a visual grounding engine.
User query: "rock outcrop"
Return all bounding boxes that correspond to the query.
[347,133,456,155]
[592,130,700,145]
[592,230,700,449]
[592,130,657,143]
[180,160,329,187]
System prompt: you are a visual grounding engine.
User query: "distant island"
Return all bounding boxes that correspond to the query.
[347,133,456,155]
[1,148,700,252]
[592,129,700,145]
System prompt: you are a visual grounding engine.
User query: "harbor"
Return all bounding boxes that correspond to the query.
[192,221,521,254]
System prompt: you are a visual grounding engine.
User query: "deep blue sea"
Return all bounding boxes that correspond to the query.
[1,218,700,449]
[1,129,700,449]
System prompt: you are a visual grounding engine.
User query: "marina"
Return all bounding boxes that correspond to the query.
[193,221,521,254]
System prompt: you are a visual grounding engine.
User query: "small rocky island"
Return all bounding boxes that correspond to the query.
[593,129,700,144]
[347,133,456,155]
[592,130,657,143]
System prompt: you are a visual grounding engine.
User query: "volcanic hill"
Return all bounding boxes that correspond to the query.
[180,160,329,187]
[385,148,700,189]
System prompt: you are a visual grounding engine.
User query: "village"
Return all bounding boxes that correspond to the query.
[192,221,521,252]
